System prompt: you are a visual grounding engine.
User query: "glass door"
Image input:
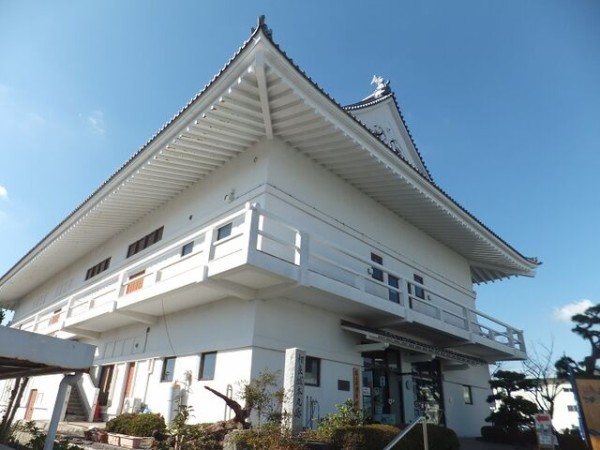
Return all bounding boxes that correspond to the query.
[411,359,445,425]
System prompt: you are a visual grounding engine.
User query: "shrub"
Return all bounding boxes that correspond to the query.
[105,413,136,434]
[105,413,166,437]
[480,425,509,443]
[328,423,458,450]
[317,400,365,440]
[229,424,307,450]
[480,425,535,446]
[329,424,399,450]
[127,413,167,437]
[557,429,588,450]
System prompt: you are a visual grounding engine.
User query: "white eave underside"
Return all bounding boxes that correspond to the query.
[0,33,536,303]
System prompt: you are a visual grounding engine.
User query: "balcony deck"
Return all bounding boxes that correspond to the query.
[13,203,526,361]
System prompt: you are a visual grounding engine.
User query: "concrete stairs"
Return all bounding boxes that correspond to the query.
[64,387,87,422]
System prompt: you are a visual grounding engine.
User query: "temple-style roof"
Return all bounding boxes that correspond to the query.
[0,17,538,306]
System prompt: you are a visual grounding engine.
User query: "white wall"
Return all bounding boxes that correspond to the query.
[442,364,492,437]
[13,138,270,322]
[262,138,474,303]
[14,135,476,325]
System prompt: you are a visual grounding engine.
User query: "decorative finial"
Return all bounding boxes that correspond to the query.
[370,75,391,99]
[251,15,272,38]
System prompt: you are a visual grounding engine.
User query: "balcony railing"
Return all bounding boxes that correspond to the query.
[13,203,525,356]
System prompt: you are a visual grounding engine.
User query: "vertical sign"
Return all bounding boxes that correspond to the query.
[283,348,305,434]
[534,413,554,449]
[352,367,360,408]
[573,376,600,450]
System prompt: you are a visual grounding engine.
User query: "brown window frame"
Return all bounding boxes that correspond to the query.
[85,257,111,281]
[127,227,164,258]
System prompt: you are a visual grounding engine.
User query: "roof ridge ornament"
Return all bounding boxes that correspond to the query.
[251,15,273,39]
[364,75,392,100]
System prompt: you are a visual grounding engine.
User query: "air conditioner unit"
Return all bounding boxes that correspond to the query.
[123,397,134,413]
[123,397,143,414]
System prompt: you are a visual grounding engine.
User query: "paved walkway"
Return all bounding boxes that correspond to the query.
[5,422,535,450]
[459,438,534,450]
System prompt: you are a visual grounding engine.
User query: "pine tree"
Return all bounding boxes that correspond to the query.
[571,304,600,375]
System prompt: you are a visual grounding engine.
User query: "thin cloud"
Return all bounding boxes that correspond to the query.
[81,110,106,134]
[553,299,594,322]
[0,185,7,200]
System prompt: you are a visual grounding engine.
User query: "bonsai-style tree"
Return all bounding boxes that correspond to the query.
[571,304,600,375]
[205,369,285,429]
[486,370,539,436]
[555,355,584,379]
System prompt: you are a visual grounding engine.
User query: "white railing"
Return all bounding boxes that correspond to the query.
[76,373,100,422]
[382,416,428,450]
[13,203,525,354]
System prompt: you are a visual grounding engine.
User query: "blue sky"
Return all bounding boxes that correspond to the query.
[1,1,599,368]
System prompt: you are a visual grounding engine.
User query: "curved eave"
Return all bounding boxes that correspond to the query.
[0,24,537,304]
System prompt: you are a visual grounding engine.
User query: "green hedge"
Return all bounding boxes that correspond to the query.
[557,430,588,450]
[481,425,536,446]
[105,413,166,437]
[328,423,459,450]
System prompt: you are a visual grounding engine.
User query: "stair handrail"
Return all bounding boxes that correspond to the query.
[382,416,428,450]
[77,372,100,422]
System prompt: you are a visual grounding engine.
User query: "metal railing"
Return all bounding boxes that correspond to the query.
[12,203,524,354]
[382,416,428,450]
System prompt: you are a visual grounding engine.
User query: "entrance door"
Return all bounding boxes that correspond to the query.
[98,365,114,407]
[24,389,38,420]
[412,359,445,425]
[120,362,136,413]
[362,350,403,425]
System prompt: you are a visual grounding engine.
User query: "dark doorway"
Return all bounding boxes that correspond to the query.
[411,359,445,425]
[97,364,114,407]
[362,349,404,425]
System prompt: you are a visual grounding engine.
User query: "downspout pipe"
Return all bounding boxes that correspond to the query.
[43,373,82,450]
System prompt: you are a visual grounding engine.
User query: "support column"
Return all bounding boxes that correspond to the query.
[43,373,82,450]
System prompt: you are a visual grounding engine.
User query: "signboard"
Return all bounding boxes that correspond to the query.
[534,413,555,449]
[282,348,305,434]
[352,367,360,408]
[573,376,600,450]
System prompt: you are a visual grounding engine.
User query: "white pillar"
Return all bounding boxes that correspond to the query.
[43,373,82,450]
[282,348,305,434]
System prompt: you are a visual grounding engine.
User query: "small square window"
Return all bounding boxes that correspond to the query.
[463,385,473,404]
[409,274,425,300]
[199,352,217,380]
[388,275,399,303]
[161,357,176,382]
[305,356,320,387]
[370,253,383,282]
[567,405,577,412]
[337,380,350,391]
[217,223,232,241]
[181,241,194,256]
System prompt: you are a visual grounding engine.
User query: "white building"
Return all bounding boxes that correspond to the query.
[0,19,538,437]
[517,380,581,432]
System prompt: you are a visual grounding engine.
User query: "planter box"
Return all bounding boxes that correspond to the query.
[92,431,108,443]
[107,433,122,446]
[119,435,144,449]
